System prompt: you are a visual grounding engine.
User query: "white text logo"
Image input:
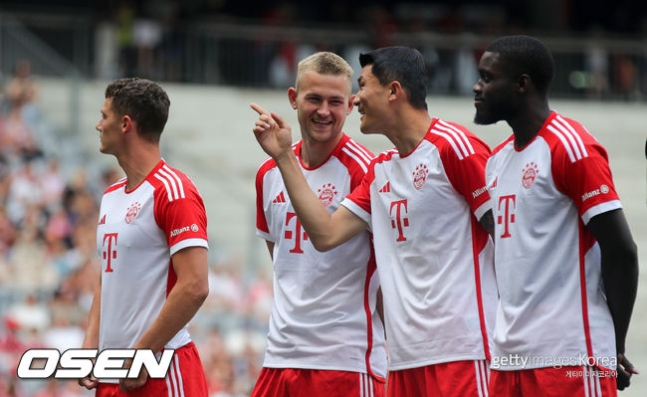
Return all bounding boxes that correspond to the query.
[17,349,174,379]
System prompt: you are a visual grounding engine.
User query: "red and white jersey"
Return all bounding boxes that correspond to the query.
[97,159,209,353]
[342,119,496,371]
[485,111,621,370]
[256,134,387,378]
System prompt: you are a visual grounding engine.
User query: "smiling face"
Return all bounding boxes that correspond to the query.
[473,51,519,126]
[289,70,353,144]
[353,65,391,135]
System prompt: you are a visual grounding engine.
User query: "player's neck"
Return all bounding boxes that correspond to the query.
[118,146,162,190]
[300,135,341,168]
[510,102,551,149]
[390,112,433,156]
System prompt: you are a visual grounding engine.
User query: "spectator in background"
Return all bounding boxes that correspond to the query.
[132,15,162,79]
[3,59,39,114]
[584,32,610,99]
[612,53,639,100]
[115,2,137,77]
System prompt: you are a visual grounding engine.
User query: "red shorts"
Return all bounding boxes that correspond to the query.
[387,360,490,397]
[251,367,386,397]
[489,366,617,397]
[96,342,208,397]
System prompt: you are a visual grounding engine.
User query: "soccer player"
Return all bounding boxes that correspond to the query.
[250,52,387,397]
[473,35,639,395]
[252,46,497,397]
[79,78,210,396]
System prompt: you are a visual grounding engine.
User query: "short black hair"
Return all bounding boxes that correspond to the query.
[105,77,170,142]
[486,35,555,94]
[359,46,428,110]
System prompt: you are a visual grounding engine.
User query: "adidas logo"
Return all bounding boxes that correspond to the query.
[98,214,106,225]
[273,191,286,203]
[378,182,391,193]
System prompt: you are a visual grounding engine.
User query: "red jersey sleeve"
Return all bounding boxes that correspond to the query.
[255,158,276,235]
[547,123,620,218]
[432,121,491,215]
[344,155,381,215]
[153,171,208,250]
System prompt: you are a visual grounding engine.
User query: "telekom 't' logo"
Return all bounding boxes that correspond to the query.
[390,199,409,242]
[102,233,118,272]
[497,195,516,238]
[285,212,308,253]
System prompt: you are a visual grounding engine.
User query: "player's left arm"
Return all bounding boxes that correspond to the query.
[587,209,639,389]
[555,136,640,389]
[121,246,209,391]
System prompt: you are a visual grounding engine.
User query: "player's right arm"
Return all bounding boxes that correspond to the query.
[78,278,101,390]
[251,102,368,251]
[479,209,494,238]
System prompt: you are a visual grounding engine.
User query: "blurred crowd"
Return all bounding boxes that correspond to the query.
[3,1,645,100]
[0,62,273,396]
[94,1,646,100]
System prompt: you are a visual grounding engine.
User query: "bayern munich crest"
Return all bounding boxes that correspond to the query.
[522,162,539,189]
[125,202,142,224]
[317,183,338,207]
[412,164,429,190]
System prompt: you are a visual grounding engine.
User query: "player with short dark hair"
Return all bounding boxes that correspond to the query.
[473,35,639,396]
[80,77,210,396]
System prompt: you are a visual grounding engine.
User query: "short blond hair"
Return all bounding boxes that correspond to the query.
[295,52,354,88]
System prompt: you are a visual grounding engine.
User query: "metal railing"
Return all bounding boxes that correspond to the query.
[2,11,646,103]
[180,21,647,101]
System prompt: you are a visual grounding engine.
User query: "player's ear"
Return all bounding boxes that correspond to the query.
[347,94,355,115]
[517,74,530,94]
[389,81,403,102]
[288,87,298,109]
[122,115,133,134]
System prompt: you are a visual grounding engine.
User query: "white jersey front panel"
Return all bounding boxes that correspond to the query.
[486,111,621,370]
[255,135,387,378]
[343,119,496,371]
[97,160,209,353]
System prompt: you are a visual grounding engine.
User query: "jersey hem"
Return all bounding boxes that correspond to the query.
[387,353,488,371]
[262,362,387,379]
[581,200,622,224]
[170,238,209,256]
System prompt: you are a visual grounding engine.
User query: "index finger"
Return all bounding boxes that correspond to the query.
[250,102,270,116]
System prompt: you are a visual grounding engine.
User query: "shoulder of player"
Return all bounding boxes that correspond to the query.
[540,113,603,163]
[333,135,374,170]
[149,164,200,202]
[490,135,515,157]
[104,177,127,194]
[427,118,490,160]
[256,156,278,179]
[370,148,399,165]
